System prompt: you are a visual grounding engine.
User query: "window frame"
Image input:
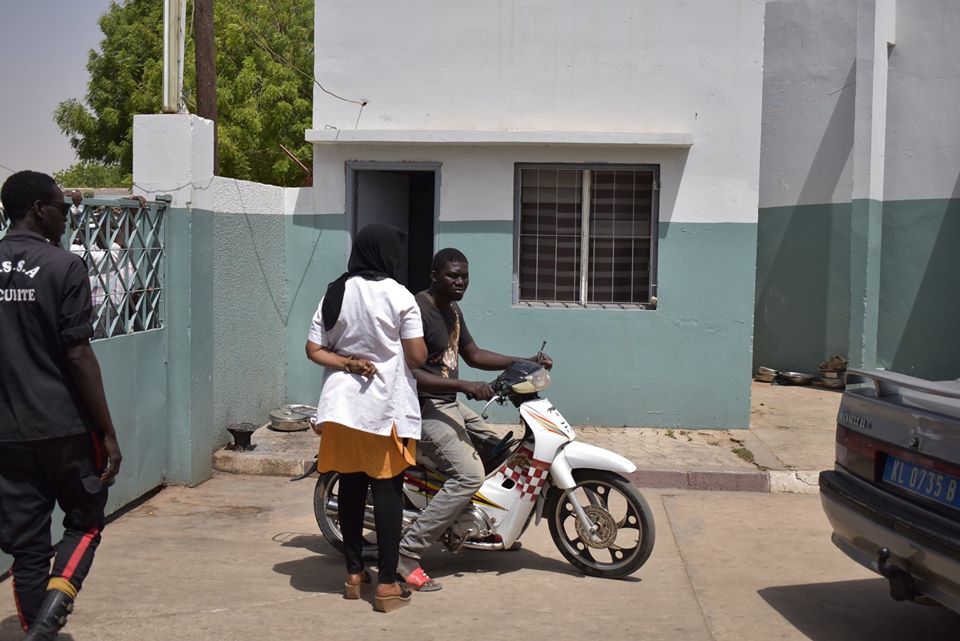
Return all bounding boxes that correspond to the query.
[512,162,660,310]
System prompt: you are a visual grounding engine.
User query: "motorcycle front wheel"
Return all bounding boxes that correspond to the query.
[544,470,655,578]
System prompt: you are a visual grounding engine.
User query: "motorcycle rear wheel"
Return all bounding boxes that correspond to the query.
[314,472,345,553]
[545,470,655,578]
[313,471,378,560]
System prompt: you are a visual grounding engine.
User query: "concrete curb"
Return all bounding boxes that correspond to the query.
[628,468,821,494]
[214,449,822,494]
[767,470,822,494]
[212,450,311,478]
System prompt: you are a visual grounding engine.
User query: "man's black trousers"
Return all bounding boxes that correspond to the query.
[0,432,108,628]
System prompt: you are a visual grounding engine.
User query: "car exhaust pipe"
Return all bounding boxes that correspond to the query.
[877,547,920,602]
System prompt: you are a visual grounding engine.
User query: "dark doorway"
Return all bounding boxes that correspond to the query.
[349,166,437,294]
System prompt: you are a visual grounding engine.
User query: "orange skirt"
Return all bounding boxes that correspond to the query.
[317,422,416,480]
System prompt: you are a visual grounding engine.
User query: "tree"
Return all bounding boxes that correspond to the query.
[54,0,314,187]
[54,161,131,189]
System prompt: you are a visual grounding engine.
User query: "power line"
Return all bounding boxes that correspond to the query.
[220,0,367,109]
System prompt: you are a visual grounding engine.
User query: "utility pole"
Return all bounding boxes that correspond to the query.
[195,0,218,172]
[162,0,186,113]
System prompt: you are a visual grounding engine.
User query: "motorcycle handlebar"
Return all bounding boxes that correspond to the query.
[464,379,501,401]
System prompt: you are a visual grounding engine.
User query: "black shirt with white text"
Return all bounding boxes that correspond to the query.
[0,230,95,441]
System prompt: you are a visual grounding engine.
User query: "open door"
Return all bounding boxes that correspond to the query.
[349,164,438,293]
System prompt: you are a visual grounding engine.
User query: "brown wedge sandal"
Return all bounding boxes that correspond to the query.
[373,583,412,613]
[343,570,372,600]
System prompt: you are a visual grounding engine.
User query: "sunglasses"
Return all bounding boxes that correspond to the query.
[37,200,71,217]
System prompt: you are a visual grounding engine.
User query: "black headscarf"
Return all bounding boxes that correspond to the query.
[320,223,407,330]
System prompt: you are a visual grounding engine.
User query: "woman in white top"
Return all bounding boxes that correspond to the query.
[306,224,427,612]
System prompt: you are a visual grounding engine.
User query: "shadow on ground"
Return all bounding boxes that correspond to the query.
[759,579,960,641]
[272,533,346,594]
[0,615,75,641]
[270,531,640,591]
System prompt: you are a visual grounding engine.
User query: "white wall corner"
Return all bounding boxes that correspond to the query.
[285,187,316,215]
[200,176,284,215]
[852,0,892,202]
[878,0,896,46]
[132,113,215,208]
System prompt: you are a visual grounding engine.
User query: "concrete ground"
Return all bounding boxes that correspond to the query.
[6,382,929,639]
[1,474,956,641]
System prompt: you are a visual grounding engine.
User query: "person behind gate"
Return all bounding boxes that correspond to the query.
[0,171,123,640]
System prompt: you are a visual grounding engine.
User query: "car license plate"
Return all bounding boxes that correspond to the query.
[882,455,960,510]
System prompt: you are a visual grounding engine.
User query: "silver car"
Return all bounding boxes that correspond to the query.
[820,369,960,613]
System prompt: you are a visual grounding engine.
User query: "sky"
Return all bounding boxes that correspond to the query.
[0,0,116,180]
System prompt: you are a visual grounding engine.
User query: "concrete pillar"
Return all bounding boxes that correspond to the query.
[133,114,215,485]
[849,0,895,369]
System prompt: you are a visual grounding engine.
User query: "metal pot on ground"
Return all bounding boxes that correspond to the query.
[268,404,316,432]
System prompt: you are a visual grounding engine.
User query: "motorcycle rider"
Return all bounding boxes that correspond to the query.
[398,248,552,591]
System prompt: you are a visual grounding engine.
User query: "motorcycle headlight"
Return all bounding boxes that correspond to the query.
[510,368,551,394]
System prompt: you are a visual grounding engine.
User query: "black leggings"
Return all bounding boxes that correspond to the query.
[337,472,404,584]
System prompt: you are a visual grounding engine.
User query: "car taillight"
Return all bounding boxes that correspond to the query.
[836,425,878,480]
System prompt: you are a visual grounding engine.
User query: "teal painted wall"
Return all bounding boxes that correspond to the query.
[755,197,960,380]
[212,212,287,442]
[285,214,348,407]
[165,207,291,483]
[286,217,757,428]
[879,198,960,379]
[849,198,884,369]
[754,202,852,373]
[165,208,214,484]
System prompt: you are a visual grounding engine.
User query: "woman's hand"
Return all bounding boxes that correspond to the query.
[306,341,377,377]
[345,357,378,377]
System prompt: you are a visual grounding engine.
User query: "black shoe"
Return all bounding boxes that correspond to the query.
[24,590,74,640]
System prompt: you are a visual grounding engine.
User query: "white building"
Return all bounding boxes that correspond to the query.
[288,0,767,427]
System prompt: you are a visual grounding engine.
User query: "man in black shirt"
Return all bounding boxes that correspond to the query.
[0,171,122,640]
[397,248,551,591]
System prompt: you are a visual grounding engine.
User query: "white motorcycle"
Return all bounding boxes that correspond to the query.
[312,359,655,578]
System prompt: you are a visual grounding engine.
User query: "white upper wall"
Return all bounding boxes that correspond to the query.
[759,0,857,209]
[133,114,214,208]
[313,0,766,224]
[760,0,960,208]
[885,1,960,201]
[312,144,690,223]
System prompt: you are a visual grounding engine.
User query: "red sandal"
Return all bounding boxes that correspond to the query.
[403,567,443,592]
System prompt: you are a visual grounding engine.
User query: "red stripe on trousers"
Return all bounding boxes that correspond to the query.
[61,528,99,580]
[11,575,27,631]
[89,431,105,470]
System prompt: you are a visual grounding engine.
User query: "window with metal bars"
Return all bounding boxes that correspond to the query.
[514,164,659,308]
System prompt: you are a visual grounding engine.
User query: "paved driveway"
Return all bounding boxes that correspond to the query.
[1,474,956,641]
